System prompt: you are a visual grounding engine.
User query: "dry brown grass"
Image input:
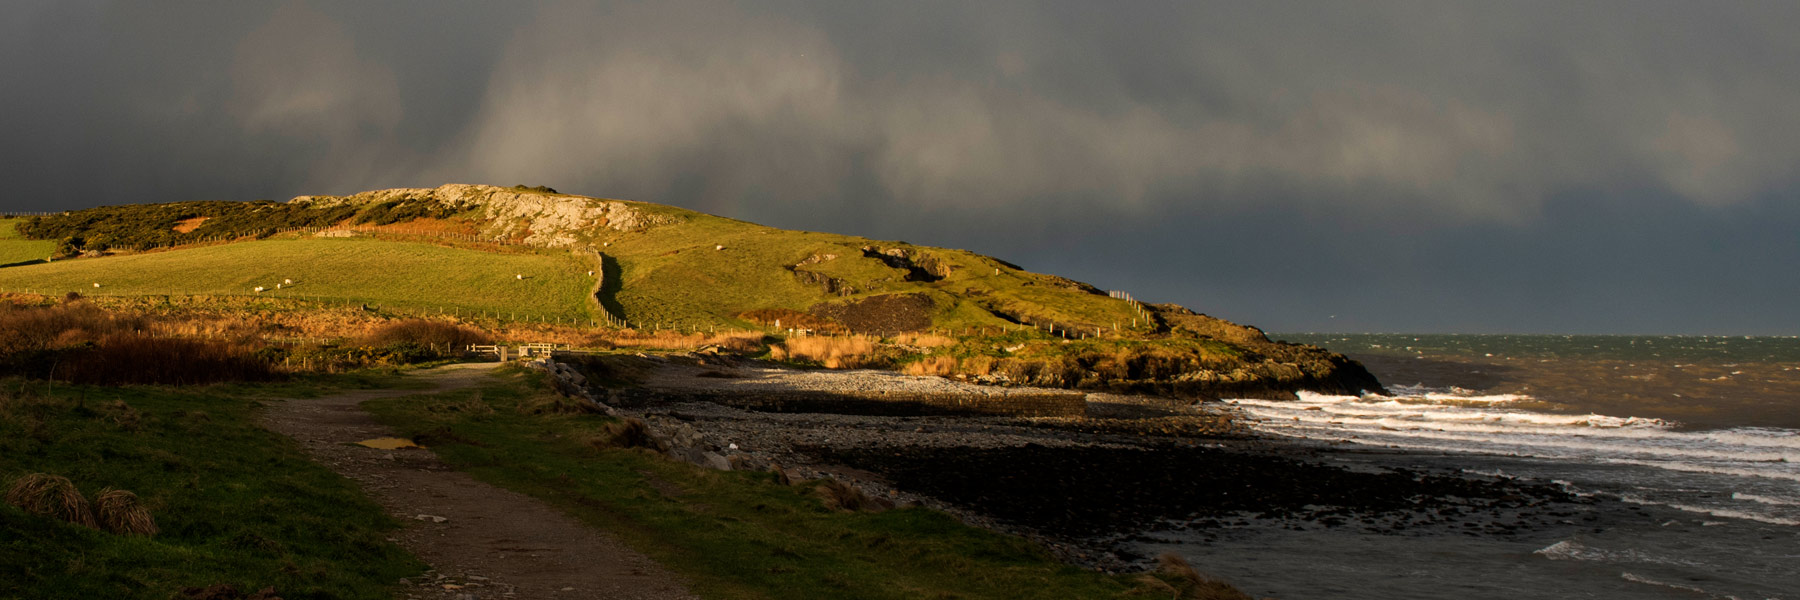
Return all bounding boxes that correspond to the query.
[170,216,208,233]
[587,329,766,353]
[891,332,955,348]
[360,318,491,347]
[92,488,158,536]
[1140,552,1255,600]
[737,308,843,333]
[770,335,881,369]
[901,355,959,376]
[811,479,893,512]
[5,473,97,529]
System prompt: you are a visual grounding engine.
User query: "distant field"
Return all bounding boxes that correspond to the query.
[0,237,596,321]
[0,218,55,266]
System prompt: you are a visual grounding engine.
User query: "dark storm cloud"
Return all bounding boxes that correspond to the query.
[3,0,1797,333]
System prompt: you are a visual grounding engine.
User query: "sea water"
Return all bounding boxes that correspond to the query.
[1145,334,1800,600]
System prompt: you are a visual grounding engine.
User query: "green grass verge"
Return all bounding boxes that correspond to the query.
[0,237,595,321]
[0,376,423,599]
[363,369,1149,600]
[0,218,55,267]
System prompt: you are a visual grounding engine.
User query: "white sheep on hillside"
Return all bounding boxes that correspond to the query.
[254,286,265,293]
[92,283,100,288]
[516,274,524,280]
[283,278,293,285]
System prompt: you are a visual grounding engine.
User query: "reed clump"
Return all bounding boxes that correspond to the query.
[92,488,158,536]
[4,473,97,529]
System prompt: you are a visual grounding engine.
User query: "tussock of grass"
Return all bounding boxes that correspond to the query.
[4,473,97,529]
[92,488,157,537]
[589,417,661,451]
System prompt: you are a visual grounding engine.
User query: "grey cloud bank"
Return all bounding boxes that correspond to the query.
[3,0,1796,334]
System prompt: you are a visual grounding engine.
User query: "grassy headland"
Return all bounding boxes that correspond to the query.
[0,184,1384,399]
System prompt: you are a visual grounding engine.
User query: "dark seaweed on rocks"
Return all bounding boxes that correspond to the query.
[811,444,1577,538]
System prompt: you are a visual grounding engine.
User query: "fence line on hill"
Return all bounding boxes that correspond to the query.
[0,211,57,218]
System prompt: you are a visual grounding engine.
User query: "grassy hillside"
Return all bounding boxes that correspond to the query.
[3,185,1385,397]
[0,237,594,322]
[596,206,1139,332]
[0,218,55,267]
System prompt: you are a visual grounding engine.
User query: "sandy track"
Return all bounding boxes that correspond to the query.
[260,362,695,600]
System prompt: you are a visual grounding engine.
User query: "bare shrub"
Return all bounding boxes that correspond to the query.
[0,301,277,385]
[92,488,157,536]
[4,473,97,529]
[59,334,278,385]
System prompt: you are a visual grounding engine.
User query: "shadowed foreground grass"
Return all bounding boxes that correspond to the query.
[364,368,1200,600]
[0,375,423,600]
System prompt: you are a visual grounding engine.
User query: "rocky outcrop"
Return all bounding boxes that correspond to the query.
[290,183,679,248]
[521,357,620,416]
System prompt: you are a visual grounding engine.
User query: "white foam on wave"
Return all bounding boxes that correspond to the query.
[1534,540,1711,568]
[1621,494,1800,527]
[1618,572,1713,595]
[1733,492,1800,506]
[1232,388,1800,526]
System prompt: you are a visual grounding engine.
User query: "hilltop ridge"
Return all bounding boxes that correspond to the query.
[0,184,1383,399]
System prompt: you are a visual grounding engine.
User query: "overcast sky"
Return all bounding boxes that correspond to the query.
[4,1,1797,334]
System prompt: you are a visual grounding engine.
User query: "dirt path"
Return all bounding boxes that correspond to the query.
[260,362,696,600]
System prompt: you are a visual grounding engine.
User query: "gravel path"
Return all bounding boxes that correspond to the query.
[260,362,696,600]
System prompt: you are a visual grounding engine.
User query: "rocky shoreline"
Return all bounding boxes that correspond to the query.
[559,354,1595,572]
